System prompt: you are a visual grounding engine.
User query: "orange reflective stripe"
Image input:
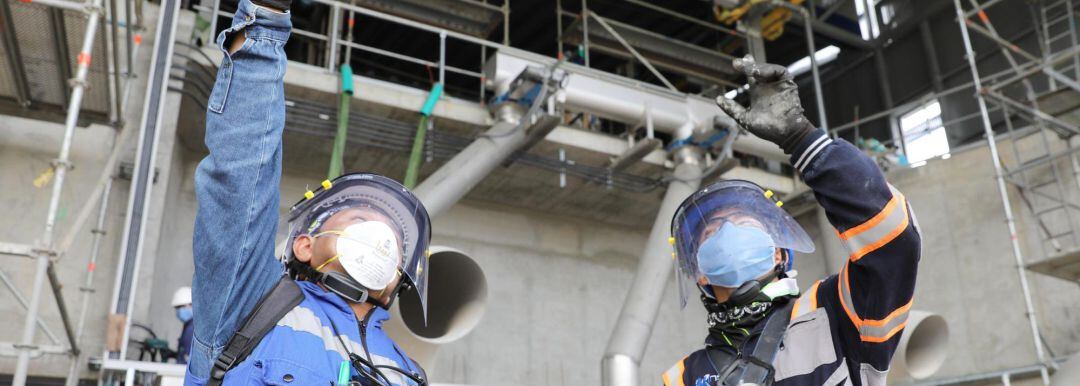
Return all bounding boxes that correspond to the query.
[790,297,801,319]
[808,280,820,309]
[842,187,911,262]
[663,358,686,386]
[837,263,862,326]
[838,261,913,342]
[862,299,913,328]
[861,320,908,343]
[839,193,900,241]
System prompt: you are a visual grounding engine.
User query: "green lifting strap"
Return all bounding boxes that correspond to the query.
[328,64,354,179]
[404,83,443,188]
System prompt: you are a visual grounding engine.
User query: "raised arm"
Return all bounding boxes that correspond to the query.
[188,0,291,380]
[792,129,921,366]
[716,57,921,374]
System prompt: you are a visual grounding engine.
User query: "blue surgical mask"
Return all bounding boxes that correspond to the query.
[696,222,777,288]
[175,306,193,323]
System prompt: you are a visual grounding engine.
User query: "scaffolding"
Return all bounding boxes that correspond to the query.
[0,0,142,384]
[953,0,1080,385]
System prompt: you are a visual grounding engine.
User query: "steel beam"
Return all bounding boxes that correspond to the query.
[602,146,704,386]
[920,21,945,92]
[786,6,873,50]
[588,11,677,92]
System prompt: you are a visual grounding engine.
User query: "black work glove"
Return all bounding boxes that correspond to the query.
[716,56,818,154]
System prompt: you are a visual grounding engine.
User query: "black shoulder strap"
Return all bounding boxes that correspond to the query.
[207,275,305,386]
[738,300,794,384]
[707,300,795,386]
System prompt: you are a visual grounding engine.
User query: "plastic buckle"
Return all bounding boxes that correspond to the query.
[211,353,238,379]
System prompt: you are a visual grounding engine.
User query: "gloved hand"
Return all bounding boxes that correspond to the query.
[716,56,818,154]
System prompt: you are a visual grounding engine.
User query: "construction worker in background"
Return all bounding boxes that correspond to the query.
[186,1,432,385]
[662,57,921,386]
[173,286,194,364]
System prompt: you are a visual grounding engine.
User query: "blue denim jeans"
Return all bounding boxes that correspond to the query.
[188,0,291,381]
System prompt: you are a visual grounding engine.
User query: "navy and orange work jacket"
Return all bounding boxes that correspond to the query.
[663,130,922,386]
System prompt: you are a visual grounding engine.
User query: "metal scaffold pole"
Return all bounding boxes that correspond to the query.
[11,0,105,383]
[63,177,114,386]
[952,1,1050,385]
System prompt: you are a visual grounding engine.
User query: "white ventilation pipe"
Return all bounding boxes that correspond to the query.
[383,246,489,369]
[889,311,950,382]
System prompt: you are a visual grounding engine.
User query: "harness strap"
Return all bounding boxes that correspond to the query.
[207,275,304,386]
[706,300,795,386]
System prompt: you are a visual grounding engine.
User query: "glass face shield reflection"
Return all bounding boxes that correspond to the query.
[284,173,431,321]
[671,180,815,309]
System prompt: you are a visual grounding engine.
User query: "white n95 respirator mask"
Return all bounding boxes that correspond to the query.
[318,221,402,291]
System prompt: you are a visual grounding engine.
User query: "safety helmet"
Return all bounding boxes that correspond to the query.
[283,172,432,320]
[171,286,192,307]
[670,180,814,309]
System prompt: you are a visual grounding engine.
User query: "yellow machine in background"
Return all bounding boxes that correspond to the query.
[714,0,806,40]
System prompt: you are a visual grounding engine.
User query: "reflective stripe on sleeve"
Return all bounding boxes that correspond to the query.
[791,280,821,319]
[837,264,912,343]
[839,185,910,262]
[662,359,686,386]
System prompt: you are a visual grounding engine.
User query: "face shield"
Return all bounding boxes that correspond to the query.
[284,173,432,321]
[670,180,814,309]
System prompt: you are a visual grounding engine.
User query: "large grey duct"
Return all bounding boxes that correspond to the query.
[889,311,950,382]
[383,246,489,369]
[602,147,705,386]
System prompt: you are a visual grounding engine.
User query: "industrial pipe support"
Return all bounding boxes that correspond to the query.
[602,146,705,386]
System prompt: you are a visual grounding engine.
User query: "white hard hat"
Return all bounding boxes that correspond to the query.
[171,286,192,307]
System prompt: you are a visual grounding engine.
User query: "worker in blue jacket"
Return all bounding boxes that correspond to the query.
[185,1,431,385]
[662,57,921,385]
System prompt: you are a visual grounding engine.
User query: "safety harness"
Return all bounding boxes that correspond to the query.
[705,300,794,386]
[207,275,304,386]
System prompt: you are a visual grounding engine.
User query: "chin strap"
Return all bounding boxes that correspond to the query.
[287,258,372,305]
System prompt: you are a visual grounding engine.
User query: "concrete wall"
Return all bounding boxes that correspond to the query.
[6,115,1080,385]
[883,132,1080,380]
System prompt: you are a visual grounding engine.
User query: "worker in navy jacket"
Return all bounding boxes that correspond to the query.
[664,57,921,386]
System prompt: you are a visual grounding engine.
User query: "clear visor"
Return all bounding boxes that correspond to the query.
[285,174,431,320]
[671,180,814,309]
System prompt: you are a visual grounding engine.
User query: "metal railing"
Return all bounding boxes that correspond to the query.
[202,0,507,104]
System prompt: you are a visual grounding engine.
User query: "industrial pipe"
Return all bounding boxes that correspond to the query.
[412,103,526,218]
[383,246,489,370]
[602,146,705,386]
[889,311,950,382]
[486,50,789,163]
